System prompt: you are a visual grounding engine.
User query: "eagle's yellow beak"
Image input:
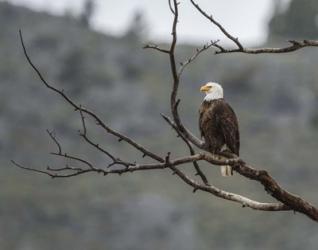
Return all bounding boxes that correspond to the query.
[200,85,212,92]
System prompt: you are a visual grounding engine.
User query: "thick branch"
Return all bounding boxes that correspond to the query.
[168,0,175,14]
[168,163,289,211]
[166,1,206,149]
[232,162,318,221]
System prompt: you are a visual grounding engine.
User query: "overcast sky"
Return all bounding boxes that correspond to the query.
[9,0,290,45]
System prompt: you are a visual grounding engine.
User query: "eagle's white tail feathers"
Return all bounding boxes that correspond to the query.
[221,165,233,177]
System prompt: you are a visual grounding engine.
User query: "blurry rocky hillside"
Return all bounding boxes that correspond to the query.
[1,1,318,250]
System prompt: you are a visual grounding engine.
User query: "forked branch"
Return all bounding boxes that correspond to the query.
[150,0,318,221]
[190,0,318,54]
[19,30,164,163]
[190,0,243,50]
[14,0,318,222]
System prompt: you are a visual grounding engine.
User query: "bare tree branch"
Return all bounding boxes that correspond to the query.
[168,163,289,211]
[233,162,318,221]
[190,0,318,55]
[11,156,289,212]
[168,0,175,14]
[161,113,209,185]
[12,153,214,178]
[143,43,170,54]
[14,0,318,222]
[163,0,318,221]
[47,127,97,170]
[19,29,164,163]
[167,0,206,150]
[78,109,133,168]
[178,40,219,78]
[46,129,62,154]
[190,0,243,50]
[213,39,318,54]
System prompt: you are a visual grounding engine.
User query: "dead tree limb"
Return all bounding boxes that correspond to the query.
[190,0,318,54]
[19,30,164,164]
[161,113,209,185]
[190,0,243,50]
[11,152,288,211]
[14,0,318,222]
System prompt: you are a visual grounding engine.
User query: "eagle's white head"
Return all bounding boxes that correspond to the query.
[200,82,223,101]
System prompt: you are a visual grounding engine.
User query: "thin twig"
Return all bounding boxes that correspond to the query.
[46,129,62,154]
[143,44,170,54]
[178,40,219,77]
[19,29,164,163]
[78,109,133,168]
[168,0,175,14]
[189,1,318,55]
[51,152,95,170]
[190,0,243,50]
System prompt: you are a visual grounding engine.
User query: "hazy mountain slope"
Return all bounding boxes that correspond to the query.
[1,2,318,250]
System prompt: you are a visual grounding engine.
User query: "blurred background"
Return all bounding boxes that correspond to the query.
[1,0,318,249]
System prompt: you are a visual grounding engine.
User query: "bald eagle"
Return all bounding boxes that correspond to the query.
[199,82,240,176]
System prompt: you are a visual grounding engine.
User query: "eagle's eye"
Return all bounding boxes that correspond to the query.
[207,86,213,92]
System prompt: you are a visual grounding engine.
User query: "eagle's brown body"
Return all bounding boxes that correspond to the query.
[199,98,240,157]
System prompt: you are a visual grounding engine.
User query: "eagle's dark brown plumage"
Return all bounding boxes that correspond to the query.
[199,82,240,176]
[199,98,240,156]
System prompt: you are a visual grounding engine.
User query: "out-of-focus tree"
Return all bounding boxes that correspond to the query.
[58,48,87,96]
[269,0,318,39]
[79,0,95,28]
[123,10,148,43]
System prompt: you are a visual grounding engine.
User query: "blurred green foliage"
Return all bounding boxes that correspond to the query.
[269,0,318,39]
